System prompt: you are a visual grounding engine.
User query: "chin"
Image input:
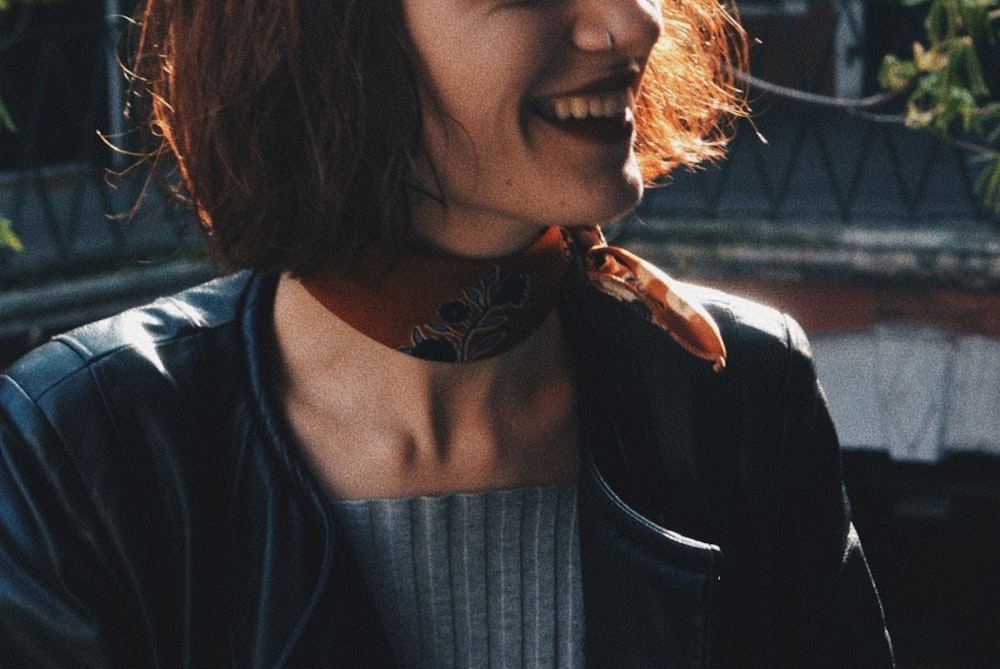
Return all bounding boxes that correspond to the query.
[585,177,643,226]
[556,196,639,229]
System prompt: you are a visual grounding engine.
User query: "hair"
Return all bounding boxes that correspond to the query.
[637,0,747,177]
[129,0,747,276]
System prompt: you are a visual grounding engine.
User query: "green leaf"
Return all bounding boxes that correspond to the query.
[0,95,16,134]
[0,217,24,253]
[906,101,936,128]
[977,159,1000,211]
[948,37,990,97]
[925,0,949,41]
[879,55,919,91]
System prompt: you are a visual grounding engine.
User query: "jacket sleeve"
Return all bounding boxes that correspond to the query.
[767,315,895,667]
[0,374,145,668]
[561,281,895,666]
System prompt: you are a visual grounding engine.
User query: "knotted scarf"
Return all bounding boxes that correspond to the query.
[301,226,726,370]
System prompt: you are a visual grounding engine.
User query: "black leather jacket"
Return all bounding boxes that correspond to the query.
[0,271,894,667]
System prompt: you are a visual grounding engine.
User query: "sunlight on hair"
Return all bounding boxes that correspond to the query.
[635,0,748,182]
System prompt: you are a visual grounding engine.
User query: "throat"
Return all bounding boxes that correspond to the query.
[300,226,571,363]
[275,276,580,500]
[383,319,581,496]
[302,366,581,500]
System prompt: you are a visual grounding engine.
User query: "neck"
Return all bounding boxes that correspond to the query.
[407,197,551,259]
[301,226,570,363]
[276,272,569,396]
[272,274,579,499]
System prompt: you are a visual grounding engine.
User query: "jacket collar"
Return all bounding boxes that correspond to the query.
[559,279,722,524]
[237,271,731,664]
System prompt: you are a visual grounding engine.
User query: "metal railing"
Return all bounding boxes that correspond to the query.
[0,0,198,291]
[641,104,998,226]
[640,0,999,227]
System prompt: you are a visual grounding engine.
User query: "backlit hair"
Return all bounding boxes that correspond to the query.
[637,0,747,177]
[130,0,747,275]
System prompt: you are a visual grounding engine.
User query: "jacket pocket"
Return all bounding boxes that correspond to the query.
[579,456,722,668]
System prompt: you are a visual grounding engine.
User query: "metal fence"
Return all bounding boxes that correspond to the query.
[0,0,997,292]
[642,105,999,226]
[642,0,999,226]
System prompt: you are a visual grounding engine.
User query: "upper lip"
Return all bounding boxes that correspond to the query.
[542,68,642,100]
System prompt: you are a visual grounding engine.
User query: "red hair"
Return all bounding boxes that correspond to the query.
[636,0,748,179]
[130,0,747,275]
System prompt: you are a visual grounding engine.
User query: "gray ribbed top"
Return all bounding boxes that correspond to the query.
[331,484,583,668]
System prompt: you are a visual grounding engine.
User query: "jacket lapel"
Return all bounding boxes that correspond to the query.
[560,281,724,535]
[561,282,731,667]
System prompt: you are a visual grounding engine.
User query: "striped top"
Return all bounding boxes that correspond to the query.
[331,484,583,668]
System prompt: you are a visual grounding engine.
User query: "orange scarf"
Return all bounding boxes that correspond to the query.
[302,226,726,370]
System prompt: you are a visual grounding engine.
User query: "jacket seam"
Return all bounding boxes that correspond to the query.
[25,320,235,403]
[0,374,142,628]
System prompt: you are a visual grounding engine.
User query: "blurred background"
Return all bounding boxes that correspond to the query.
[1,1,998,665]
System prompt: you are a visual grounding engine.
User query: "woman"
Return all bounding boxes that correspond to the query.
[0,0,893,666]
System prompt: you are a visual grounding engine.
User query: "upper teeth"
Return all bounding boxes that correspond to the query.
[549,91,629,121]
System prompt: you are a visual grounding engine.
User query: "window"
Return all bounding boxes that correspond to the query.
[0,1,128,171]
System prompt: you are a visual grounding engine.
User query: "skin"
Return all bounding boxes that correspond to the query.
[274,0,663,499]
[406,0,663,257]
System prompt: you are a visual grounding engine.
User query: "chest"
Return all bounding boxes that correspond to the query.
[281,364,580,500]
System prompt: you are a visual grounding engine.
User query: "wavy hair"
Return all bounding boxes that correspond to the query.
[130,0,746,275]
[637,0,747,177]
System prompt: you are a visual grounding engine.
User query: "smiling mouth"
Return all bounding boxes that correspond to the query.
[531,89,635,143]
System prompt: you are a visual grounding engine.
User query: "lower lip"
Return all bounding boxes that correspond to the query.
[534,113,634,145]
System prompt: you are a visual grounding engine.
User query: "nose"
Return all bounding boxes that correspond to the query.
[572,0,662,58]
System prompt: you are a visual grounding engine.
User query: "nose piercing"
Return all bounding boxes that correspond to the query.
[606,29,615,50]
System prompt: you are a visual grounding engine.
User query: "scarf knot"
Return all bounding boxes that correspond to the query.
[302,226,726,371]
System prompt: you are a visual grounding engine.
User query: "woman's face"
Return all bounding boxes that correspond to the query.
[403,0,663,256]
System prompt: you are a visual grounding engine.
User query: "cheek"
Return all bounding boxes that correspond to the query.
[410,13,550,124]
[416,57,528,178]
